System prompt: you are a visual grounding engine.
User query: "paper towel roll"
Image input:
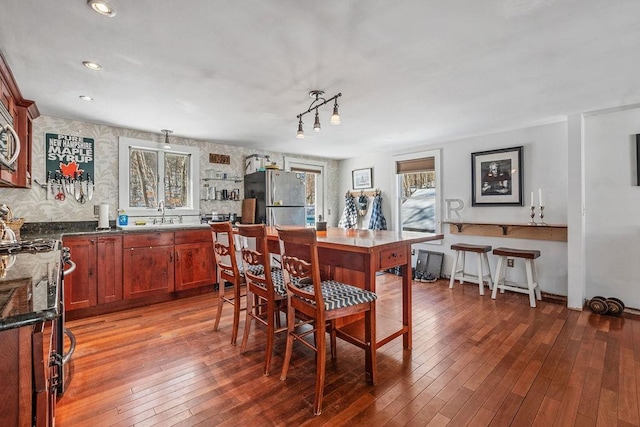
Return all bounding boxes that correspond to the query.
[98,203,110,229]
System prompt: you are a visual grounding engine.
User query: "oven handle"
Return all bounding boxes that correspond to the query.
[63,259,76,276]
[62,328,76,364]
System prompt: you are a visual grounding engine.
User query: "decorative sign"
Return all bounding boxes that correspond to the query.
[209,153,230,164]
[45,133,95,179]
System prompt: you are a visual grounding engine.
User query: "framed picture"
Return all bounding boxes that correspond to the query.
[471,146,523,206]
[352,167,373,190]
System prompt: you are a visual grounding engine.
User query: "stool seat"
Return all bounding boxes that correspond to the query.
[450,243,492,253]
[491,247,541,307]
[493,247,540,259]
[449,243,493,295]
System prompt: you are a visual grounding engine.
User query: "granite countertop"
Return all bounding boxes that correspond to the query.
[19,220,211,241]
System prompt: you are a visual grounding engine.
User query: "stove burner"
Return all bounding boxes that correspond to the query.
[0,239,59,255]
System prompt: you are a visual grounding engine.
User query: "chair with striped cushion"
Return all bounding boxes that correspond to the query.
[236,224,289,376]
[210,221,245,345]
[276,226,377,416]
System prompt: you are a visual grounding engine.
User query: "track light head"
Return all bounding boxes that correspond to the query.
[296,118,304,139]
[314,109,321,132]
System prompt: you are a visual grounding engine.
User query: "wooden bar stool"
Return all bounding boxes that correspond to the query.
[449,243,493,295]
[491,247,542,307]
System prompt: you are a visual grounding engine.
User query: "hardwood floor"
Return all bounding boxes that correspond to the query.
[56,275,640,426]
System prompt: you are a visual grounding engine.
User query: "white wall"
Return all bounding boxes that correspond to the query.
[339,121,570,297]
[584,107,640,309]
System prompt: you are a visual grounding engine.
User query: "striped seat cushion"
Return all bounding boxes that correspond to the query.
[250,268,303,298]
[296,280,377,311]
[221,263,264,277]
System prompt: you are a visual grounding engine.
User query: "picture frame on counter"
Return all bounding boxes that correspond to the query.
[352,167,373,190]
[471,146,523,206]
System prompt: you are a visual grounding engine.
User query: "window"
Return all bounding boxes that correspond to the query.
[394,150,441,234]
[119,137,200,216]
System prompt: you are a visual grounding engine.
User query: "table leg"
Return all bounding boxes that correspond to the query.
[402,262,412,349]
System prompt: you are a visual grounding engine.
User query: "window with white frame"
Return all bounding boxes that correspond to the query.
[118,137,200,216]
[395,150,441,234]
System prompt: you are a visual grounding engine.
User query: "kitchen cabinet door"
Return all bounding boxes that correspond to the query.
[62,236,97,311]
[123,245,175,299]
[175,241,215,291]
[97,235,123,304]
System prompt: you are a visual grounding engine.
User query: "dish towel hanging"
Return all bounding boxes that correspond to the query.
[368,193,387,230]
[338,193,358,229]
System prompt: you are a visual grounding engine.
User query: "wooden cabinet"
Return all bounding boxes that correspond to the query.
[0,50,38,188]
[123,232,175,299]
[63,236,97,310]
[174,229,215,291]
[0,321,55,427]
[97,236,123,304]
[62,235,123,311]
[64,229,214,313]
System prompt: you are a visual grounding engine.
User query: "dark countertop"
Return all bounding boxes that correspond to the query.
[20,220,211,241]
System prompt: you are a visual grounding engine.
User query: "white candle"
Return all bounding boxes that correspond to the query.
[538,188,543,206]
[530,191,534,207]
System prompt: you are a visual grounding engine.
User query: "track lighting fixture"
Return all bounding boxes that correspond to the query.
[295,90,341,139]
[161,129,173,149]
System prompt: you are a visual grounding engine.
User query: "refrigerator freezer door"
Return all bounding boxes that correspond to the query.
[267,170,306,206]
[266,207,306,226]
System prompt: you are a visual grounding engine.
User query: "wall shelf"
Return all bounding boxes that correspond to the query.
[201,177,242,183]
[444,221,567,242]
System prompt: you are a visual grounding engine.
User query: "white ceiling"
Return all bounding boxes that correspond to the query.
[1,1,639,159]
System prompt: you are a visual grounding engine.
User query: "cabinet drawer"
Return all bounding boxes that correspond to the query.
[379,245,408,269]
[175,228,212,245]
[123,232,174,248]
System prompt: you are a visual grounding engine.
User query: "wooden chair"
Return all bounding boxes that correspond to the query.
[236,224,288,376]
[210,221,245,345]
[276,226,377,416]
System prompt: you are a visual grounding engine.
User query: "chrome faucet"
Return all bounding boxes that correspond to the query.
[158,200,165,223]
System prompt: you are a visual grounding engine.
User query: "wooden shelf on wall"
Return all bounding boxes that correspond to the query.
[444,221,567,242]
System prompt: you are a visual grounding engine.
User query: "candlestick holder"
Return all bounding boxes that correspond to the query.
[528,206,536,225]
[538,205,547,226]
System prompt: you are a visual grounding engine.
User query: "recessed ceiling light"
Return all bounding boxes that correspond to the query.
[82,61,102,71]
[79,95,93,101]
[87,0,116,17]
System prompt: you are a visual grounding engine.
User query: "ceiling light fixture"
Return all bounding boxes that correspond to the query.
[87,0,116,17]
[79,95,93,101]
[161,129,173,149]
[82,61,102,71]
[295,90,341,139]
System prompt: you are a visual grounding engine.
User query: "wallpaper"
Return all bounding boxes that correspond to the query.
[1,115,340,225]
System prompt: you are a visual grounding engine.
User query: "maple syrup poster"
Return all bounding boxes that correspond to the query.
[45,133,94,179]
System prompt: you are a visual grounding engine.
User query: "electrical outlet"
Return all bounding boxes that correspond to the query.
[507,258,514,267]
[94,205,100,216]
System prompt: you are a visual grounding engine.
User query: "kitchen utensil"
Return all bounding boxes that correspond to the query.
[46,172,52,200]
[87,173,94,201]
[65,176,74,196]
[74,173,81,201]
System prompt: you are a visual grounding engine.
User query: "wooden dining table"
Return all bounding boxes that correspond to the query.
[263,226,444,384]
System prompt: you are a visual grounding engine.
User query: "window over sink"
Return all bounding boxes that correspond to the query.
[118,137,200,217]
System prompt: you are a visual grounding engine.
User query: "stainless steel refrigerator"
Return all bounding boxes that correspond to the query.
[244,170,306,226]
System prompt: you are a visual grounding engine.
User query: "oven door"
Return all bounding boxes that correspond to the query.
[0,102,20,168]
